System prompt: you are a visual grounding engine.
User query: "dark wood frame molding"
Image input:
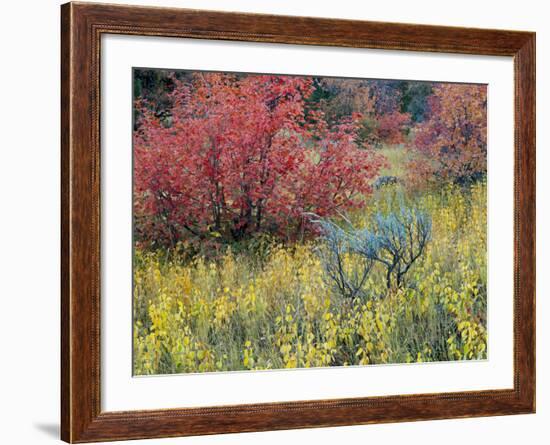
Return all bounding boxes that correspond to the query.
[61,2,535,442]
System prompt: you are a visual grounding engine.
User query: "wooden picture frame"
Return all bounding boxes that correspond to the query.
[61,2,535,442]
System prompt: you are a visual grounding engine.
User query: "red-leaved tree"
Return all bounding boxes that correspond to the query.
[134,73,383,247]
[411,83,487,184]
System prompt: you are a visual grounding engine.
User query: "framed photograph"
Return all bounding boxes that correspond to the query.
[61,2,535,442]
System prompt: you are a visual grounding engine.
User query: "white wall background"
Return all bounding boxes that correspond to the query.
[0,1,545,444]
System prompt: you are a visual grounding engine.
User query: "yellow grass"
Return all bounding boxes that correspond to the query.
[133,182,487,374]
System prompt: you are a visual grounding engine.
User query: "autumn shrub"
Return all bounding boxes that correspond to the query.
[133,73,383,248]
[411,83,487,184]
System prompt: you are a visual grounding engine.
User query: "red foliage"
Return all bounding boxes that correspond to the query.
[411,83,487,183]
[375,111,411,145]
[134,73,383,246]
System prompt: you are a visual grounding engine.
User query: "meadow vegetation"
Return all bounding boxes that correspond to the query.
[132,71,487,374]
[133,173,487,374]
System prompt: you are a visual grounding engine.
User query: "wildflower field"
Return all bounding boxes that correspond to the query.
[132,70,487,375]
